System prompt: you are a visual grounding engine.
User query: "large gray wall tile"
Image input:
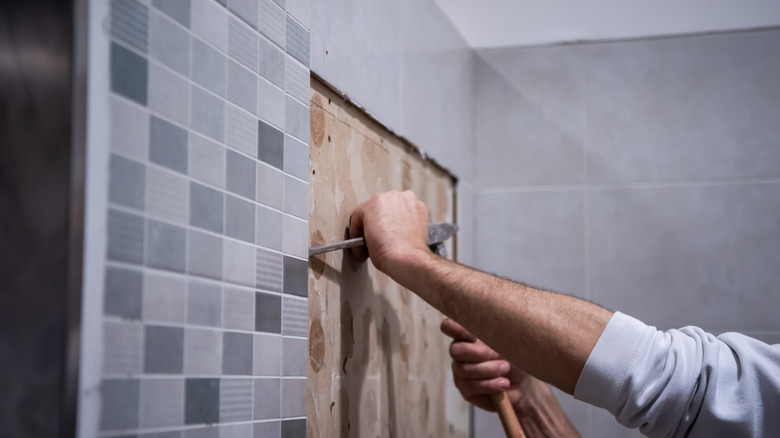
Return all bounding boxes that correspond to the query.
[282,256,307,297]
[285,16,309,67]
[254,421,280,438]
[253,378,280,419]
[281,337,306,377]
[110,0,148,52]
[111,42,148,105]
[190,182,224,233]
[226,150,257,199]
[223,239,256,286]
[185,379,220,425]
[222,286,255,331]
[258,35,285,87]
[188,230,224,280]
[146,166,189,225]
[258,77,286,130]
[256,248,283,292]
[228,15,259,72]
[144,325,184,374]
[140,378,185,428]
[188,281,222,327]
[258,120,284,169]
[226,103,259,158]
[152,0,190,28]
[107,209,145,264]
[258,0,286,49]
[100,379,140,431]
[189,134,226,189]
[282,176,307,220]
[281,419,305,438]
[284,95,308,143]
[184,328,223,375]
[282,215,307,259]
[222,332,253,375]
[254,333,281,375]
[149,11,189,76]
[192,39,227,96]
[219,379,253,422]
[280,378,305,418]
[111,97,149,160]
[146,219,187,273]
[225,195,256,243]
[150,115,188,174]
[284,57,309,104]
[256,205,283,250]
[227,60,258,114]
[256,162,284,209]
[191,0,228,52]
[109,153,145,210]
[281,296,306,337]
[143,272,187,323]
[283,134,308,181]
[103,320,143,374]
[229,0,258,29]
[149,63,189,125]
[105,266,143,319]
[191,85,226,142]
[255,291,281,333]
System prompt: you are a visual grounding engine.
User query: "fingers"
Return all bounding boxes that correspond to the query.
[449,340,501,363]
[453,370,511,397]
[348,207,369,263]
[440,318,477,342]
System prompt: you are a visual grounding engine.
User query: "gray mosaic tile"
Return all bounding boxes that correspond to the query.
[220,423,252,438]
[146,166,188,225]
[256,162,284,210]
[184,427,218,438]
[110,0,148,52]
[285,16,308,67]
[282,256,306,297]
[281,419,305,438]
[254,422,280,438]
[110,96,149,160]
[255,291,281,334]
[283,176,307,220]
[100,378,140,431]
[281,296,307,337]
[184,327,223,375]
[284,95,308,143]
[152,0,190,28]
[223,239,256,286]
[284,56,308,104]
[192,38,227,96]
[144,325,184,374]
[258,0,285,48]
[140,378,184,427]
[258,77,286,129]
[191,85,226,142]
[225,195,256,243]
[105,266,143,319]
[190,182,224,233]
[150,115,188,174]
[253,378,280,420]
[149,11,189,76]
[111,42,148,105]
[109,153,145,210]
[143,272,187,323]
[222,332,253,375]
[103,320,143,374]
[226,150,257,199]
[282,214,307,259]
[146,219,187,273]
[228,15,258,72]
[256,205,282,250]
[228,0,258,29]
[107,208,145,264]
[281,378,305,418]
[227,60,258,114]
[185,378,220,425]
[282,337,307,377]
[188,230,224,280]
[258,119,284,169]
[149,63,189,125]
[258,35,285,88]
[283,134,308,181]
[253,333,281,376]
[222,286,255,331]
[188,281,222,327]
[189,133,226,189]
[191,0,228,52]
[255,247,282,292]
[226,104,258,158]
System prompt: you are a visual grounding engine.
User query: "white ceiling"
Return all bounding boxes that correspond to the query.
[433,0,780,48]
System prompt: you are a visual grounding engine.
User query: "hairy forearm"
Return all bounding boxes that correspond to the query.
[387,250,613,393]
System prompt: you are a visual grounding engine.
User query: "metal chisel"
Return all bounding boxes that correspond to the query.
[308,222,459,257]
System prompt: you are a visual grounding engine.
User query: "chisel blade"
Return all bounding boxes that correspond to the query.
[308,222,459,257]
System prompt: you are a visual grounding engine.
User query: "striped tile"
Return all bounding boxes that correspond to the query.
[284,56,308,104]
[219,379,253,422]
[188,133,226,189]
[258,0,285,49]
[226,104,258,158]
[146,166,189,225]
[281,296,307,337]
[149,63,189,125]
[107,208,144,264]
[228,16,259,73]
[103,320,143,374]
[110,0,148,52]
[255,247,282,292]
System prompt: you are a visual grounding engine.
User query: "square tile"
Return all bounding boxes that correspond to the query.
[284,0,309,29]
[143,272,187,323]
[228,0,258,29]
[188,230,224,280]
[191,85,226,142]
[149,63,189,124]
[254,422,280,438]
[222,332,253,375]
[257,0,285,48]
[281,296,306,338]
[110,96,149,160]
[225,195,256,243]
[109,153,145,210]
[226,150,257,199]
[100,378,140,431]
[282,337,306,377]
[228,15,258,71]
[146,219,187,272]
[104,266,143,319]
[285,16,308,67]
[258,77,285,129]
[256,248,282,292]
[284,95,308,143]
[111,42,148,105]
[144,325,184,374]
[280,378,305,418]
[185,427,219,438]
[220,423,252,438]
[283,176,307,219]
[253,333,281,375]
[191,0,228,52]
[140,378,184,427]
[107,208,145,264]
[255,291,281,333]
[258,35,285,87]
[256,162,284,209]
[150,115,188,174]
[253,378,280,420]
[189,134,226,188]
[188,281,222,326]
[110,0,148,52]
[146,166,188,224]
[223,239,256,286]
[283,135,308,181]
[222,286,255,331]
[190,182,224,233]
[184,328,223,375]
[284,56,308,104]
[258,119,284,169]
[256,205,282,250]
[103,320,143,374]
[152,0,190,28]
[227,60,258,114]
[281,419,305,438]
[226,103,259,158]
[192,38,227,96]
[219,379,253,423]
[149,11,189,75]
[282,256,306,297]
[185,378,220,425]
[282,215,307,259]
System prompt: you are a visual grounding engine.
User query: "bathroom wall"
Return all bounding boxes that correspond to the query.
[472,28,780,437]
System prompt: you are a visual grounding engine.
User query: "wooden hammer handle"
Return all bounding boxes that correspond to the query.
[475,340,526,438]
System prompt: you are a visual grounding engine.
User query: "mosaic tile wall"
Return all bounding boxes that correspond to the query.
[101,0,310,436]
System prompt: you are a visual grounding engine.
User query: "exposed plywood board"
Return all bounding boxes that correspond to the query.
[308,79,468,438]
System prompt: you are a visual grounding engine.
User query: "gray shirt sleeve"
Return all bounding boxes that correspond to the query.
[573,312,780,438]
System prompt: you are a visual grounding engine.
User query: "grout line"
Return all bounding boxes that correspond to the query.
[476,176,780,194]
[96,416,307,438]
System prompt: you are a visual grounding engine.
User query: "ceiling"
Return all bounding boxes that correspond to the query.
[432,0,780,48]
